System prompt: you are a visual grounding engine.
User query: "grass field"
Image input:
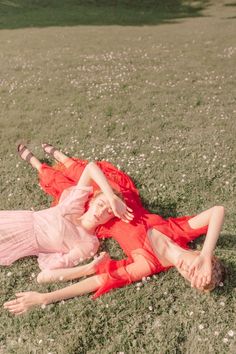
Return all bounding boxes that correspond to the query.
[0,0,236,353]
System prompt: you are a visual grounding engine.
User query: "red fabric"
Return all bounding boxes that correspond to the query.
[39,158,208,298]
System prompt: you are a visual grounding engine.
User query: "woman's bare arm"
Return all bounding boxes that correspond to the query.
[78,162,133,222]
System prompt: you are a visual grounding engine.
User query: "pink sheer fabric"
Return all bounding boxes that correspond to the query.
[0,186,99,270]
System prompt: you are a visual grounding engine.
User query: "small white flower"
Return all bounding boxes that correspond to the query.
[31,273,35,278]
[219,282,224,287]
[199,324,204,330]
[7,272,12,277]
[220,301,225,306]
[105,304,109,308]
[41,304,46,310]
[228,330,234,337]
[214,331,219,336]
[225,181,229,185]
[136,287,140,291]
[223,338,229,344]
[189,311,193,316]
[148,306,153,311]
[163,292,167,296]
[38,339,43,344]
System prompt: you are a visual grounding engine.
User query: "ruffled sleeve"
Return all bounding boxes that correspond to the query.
[37,236,99,270]
[58,185,93,217]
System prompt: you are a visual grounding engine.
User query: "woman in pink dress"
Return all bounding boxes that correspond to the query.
[0,145,133,270]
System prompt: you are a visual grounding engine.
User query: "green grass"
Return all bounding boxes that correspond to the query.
[0,0,236,353]
[0,0,209,28]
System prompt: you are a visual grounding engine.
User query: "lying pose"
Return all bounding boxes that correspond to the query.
[0,145,133,270]
[3,145,225,315]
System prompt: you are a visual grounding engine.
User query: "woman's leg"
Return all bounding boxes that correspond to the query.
[18,145,42,171]
[42,143,74,169]
[37,252,108,283]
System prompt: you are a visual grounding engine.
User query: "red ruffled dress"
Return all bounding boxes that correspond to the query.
[39,158,208,298]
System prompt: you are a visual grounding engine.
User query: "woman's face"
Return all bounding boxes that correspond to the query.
[86,194,114,226]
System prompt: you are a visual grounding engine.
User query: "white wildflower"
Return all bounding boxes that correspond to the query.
[214,331,219,336]
[228,330,234,337]
[198,324,204,330]
[148,306,153,311]
[220,301,225,306]
[222,338,229,343]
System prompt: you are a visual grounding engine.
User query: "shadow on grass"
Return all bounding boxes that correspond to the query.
[225,2,236,6]
[0,0,210,29]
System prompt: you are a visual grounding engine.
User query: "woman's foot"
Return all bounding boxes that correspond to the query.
[17,144,42,171]
[42,143,73,167]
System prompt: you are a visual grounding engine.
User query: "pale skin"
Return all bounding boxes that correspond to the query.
[4,205,224,315]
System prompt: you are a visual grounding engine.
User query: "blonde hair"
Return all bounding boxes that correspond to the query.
[91,188,123,201]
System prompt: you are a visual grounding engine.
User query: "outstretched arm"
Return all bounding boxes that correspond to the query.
[4,254,152,315]
[3,275,104,316]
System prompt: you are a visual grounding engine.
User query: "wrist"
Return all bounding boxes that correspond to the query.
[200,250,213,258]
[41,293,51,305]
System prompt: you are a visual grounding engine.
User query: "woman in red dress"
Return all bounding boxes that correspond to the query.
[4,144,225,315]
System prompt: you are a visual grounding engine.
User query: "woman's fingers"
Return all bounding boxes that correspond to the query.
[188,267,194,278]
[206,275,211,285]
[177,258,183,269]
[126,207,133,213]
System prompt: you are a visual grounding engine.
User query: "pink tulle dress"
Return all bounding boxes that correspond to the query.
[0,185,99,270]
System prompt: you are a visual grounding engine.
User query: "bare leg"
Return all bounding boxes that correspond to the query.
[18,144,42,171]
[37,252,108,284]
[42,143,74,168]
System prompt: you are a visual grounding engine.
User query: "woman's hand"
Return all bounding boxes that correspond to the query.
[188,254,212,289]
[3,291,45,315]
[108,195,134,223]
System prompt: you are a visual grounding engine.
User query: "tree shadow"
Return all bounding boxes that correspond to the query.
[0,0,210,29]
[225,2,236,6]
